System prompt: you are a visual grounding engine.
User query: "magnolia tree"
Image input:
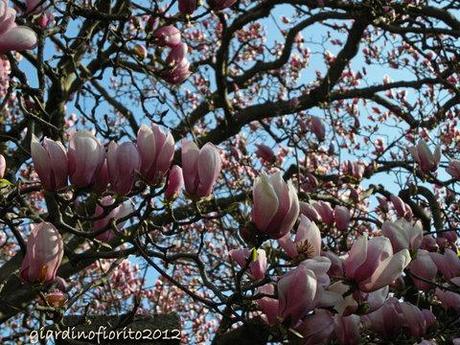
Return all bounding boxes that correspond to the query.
[0,0,459,344]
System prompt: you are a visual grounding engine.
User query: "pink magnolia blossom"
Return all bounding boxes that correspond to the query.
[310,116,326,141]
[334,205,350,231]
[300,201,321,223]
[94,197,134,242]
[255,144,276,163]
[256,284,278,325]
[446,159,460,179]
[31,134,68,191]
[278,215,321,259]
[153,25,181,47]
[107,141,140,195]
[344,235,411,292]
[429,249,460,280]
[165,165,184,200]
[390,195,413,220]
[182,141,221,198]
[228,248,267,280]
[166,42,188,67]
[435,288,460,312]
[93,159,109,193]
[162,59,191,84]
[313,201,334,225]
[137,124,175,184]
[408,249,437,291]
[277,264,318,326]
[252,172,299,239]
[409,139,441,174]
[0,153,5,178]
[334,314,360,345]
[297,309,335,345]
[20,222,64,284]
[67,131,105,188]
[381,219,423,252]
[361,297,403,337]
[399,302,436,337]
[0,0,37,53]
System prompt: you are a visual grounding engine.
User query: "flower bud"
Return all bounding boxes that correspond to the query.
[20,222,64,284]
[153,25,181,47]
[310,116,326,141]
[334,205,351,231]
[255,144,276,163]
[133,44,147,59]
[229,248,267,280]
[67,131,105,188]
[31,134,68,191]
[165,165,184,200]
[107,141,140,195]
[409,139,440,174]
[137,124,175,185]
[182,141,221,198]
[94,197,134,242]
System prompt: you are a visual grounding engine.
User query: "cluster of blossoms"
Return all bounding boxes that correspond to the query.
[17,124,221,286]
[0,0,37,53]
[30,123,221,200]
[221,169,460,343]
[153,26,191,85]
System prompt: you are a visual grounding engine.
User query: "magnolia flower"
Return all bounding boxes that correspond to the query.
[255,144,276,163]
[165,165,184,200]
[344,235,411,292]
[278,215,321,260]
[408,249,437,291]
[107,141,140,195]
[153,25,181,47]
[334,206,351,231]
[429,249,460,281]
[278,264,318,326]
[390,195,413,220]
[381,219,423,252]
[20,222,64,284]
[310,116,326,141]
[334,314,361,345]
[252,172,299,239]
[409,139,440,174]
[93,197,134,242]
[137,124,175,185]
[229,248,267,280]
[0,0,37,53]
[313,201,334,225]
[256,284,278,325]
[31,134,68,191]
[446,159,460,179]
[297,309,335,345]
[182,141,221,198]
[67,131,105,188]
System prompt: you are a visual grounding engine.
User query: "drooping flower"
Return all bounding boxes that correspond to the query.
[20,222,64,284]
